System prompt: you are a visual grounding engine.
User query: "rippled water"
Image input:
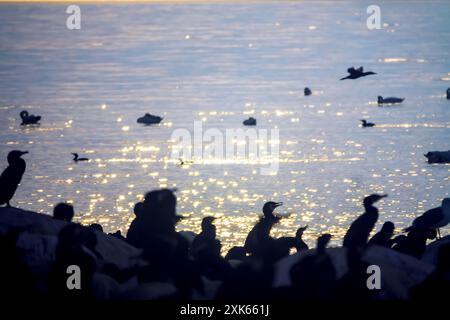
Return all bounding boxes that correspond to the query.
[0,1,449,251]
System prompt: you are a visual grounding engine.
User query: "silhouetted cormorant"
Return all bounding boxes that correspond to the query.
[20,110,41,125]
[368,221,395,247]
[304,87,312,96]
[360,119,375,127]
[243,117,256,126]
[0,150,28,207]
[244,201,282,256]
[191,216,220,260]
[72,153,89,162]
[447,88,450,100]
[53,202,74,222]
[295,225,309,252]
[404,198,450,238]
[137,113,163,125]
[340,67,376,80]
[343,194,388,250]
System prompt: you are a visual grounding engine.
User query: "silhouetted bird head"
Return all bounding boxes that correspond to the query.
[296,225,308,238]
[317,233,332,254]
[381,221,395,234]
[201,216,216,229]
[262,201,283,218]
[7,150,28,164]
[363,194,387,207]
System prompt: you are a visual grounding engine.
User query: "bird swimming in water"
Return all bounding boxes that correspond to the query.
[360,119,375,127]
[72,153,89,162]
[178,158,194,166]
[304,87,312,96]
[0,150,28,207]
[378,96,404,105]
[343,194,388,250]
[447,88,450,100]
[137,113,163,125]
[404,198,450,238]
[243,117,256,126]
[340,67,376,80]
[20,110,41,125]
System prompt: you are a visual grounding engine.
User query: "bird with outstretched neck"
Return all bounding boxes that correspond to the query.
[343,194,388,250]
[340,67,376,80]
[0,150,28,207]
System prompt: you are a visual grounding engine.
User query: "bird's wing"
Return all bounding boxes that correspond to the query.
[357,66,363,72]
[347,67,356,74]
[413,207,443,228]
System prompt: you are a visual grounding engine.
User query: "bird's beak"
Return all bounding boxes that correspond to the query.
[275,202,283,207]
[20,151,28,155]
[380,194,388,199]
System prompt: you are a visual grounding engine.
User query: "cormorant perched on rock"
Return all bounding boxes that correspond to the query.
[340,67,376,80]
[290,234,336,299]
[304,87,312,96]
[294,226,309,252]
[20,110,41,125]
[72,153,89,162]
[378,96,404,105]
[0,150,28,207]
[244,201,283,256]
[53,202,74,222]
[368,221,395,247]
[243,117,256,126]
[404,198,450,238]
[360,119,375,127]
[191,216,220,260]
[343,194,387,250]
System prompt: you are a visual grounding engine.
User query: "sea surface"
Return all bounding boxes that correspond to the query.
[1,1,449,251]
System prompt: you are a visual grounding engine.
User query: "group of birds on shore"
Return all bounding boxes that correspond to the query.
[1,181,450,300]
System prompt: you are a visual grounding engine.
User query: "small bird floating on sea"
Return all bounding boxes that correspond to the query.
[304,87,312,96]
[72,153,89,162]
[243,117,256,126]
[446,88,450,100]
[20,110,41,125]
[378,96,404,105]
[360,119,375,127]
[340,67,376,80]
[137,113,163,125]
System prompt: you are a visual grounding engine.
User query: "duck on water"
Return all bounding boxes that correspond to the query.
[137,113,163,125]
[378,96,405,105]
[20,110,41,125]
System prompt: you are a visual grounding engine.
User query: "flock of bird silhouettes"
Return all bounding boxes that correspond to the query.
[1,65,450,300]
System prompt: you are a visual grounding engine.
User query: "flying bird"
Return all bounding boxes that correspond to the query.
[340,67,376,80]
